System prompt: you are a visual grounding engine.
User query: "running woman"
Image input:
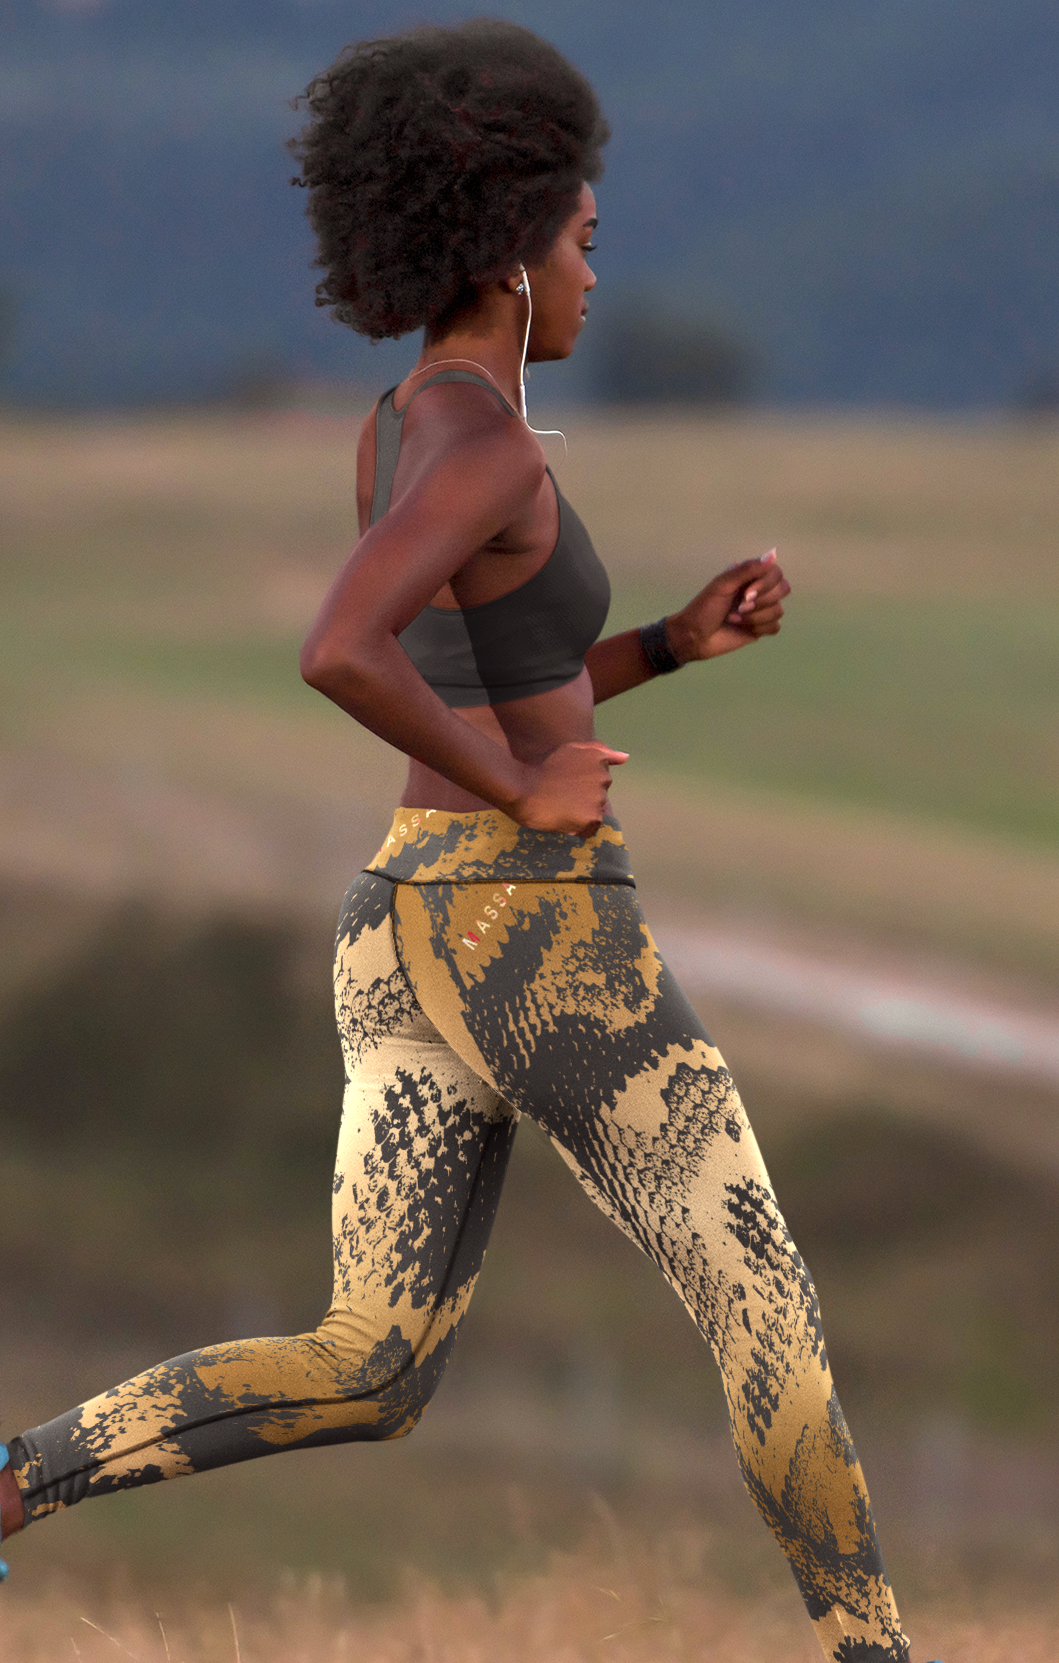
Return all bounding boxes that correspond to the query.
[1,21,928,1663]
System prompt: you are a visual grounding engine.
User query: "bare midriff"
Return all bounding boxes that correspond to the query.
[402,665,601,813]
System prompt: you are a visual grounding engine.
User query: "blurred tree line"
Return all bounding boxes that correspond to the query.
[0,288,17,396]
[589,298,754,406]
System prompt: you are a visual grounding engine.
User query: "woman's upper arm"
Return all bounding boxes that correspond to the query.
[312,416,543,659]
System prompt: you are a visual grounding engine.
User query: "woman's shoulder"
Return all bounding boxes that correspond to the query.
[355,373,545,533]
[398,373,544,479]
[394,368,522,433]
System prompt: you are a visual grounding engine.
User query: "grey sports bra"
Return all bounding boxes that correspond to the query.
[370,368,611,708]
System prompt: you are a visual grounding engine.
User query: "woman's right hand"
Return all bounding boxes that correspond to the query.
[514,741,629,836]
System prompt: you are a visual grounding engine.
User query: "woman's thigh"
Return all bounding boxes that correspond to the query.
[329,871,519,1379]
[391,878,849,1503]
[390,877,777,1303]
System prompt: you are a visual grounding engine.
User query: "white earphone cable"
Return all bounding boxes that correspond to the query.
[519,268,567,459]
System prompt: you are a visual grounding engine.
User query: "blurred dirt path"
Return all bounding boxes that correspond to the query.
[654,923,1059,1087]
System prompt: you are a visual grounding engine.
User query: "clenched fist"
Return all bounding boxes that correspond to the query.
[665,550,791,664]
[515,740,629,837]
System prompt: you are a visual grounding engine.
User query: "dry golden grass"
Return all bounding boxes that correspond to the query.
[0,1579,840,1663]
[0,1543,1051,1663]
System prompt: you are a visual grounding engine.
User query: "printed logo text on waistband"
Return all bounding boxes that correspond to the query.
[461,885,517,949]
[386,809,437,847]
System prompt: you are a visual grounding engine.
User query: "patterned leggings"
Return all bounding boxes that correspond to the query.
[10,810,907,1663]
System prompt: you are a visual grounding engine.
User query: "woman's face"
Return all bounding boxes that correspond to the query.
[524,183,598,363]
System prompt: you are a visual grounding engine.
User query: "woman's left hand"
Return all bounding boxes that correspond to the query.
[665,550,791,663]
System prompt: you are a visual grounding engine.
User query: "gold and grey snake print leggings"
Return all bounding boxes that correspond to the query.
[10,810,908,1663]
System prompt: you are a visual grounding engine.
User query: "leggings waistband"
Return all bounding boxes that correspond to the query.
[364,807,635,886]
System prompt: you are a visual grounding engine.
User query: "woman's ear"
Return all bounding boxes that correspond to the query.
[507,265,527,295]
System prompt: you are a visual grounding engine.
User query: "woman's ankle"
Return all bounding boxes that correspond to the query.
[0,1463,25,1537]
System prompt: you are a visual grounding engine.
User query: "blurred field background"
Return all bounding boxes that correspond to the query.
[1,404,1057,1661]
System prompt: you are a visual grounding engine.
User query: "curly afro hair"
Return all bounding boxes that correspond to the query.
[289,19,609,341]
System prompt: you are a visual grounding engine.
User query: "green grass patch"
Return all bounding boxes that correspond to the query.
[62,633,312,706]
[0,627,318,732]
[596,587,1059,847]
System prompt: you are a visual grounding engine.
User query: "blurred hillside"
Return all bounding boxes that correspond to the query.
[2,0,1058,409]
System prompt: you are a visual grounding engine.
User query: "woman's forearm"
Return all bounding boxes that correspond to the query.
[301,634,530,814]
[585,618,689,704]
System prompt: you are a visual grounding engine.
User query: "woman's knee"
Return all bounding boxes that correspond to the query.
[312,1306,449,1435]
[363,1352,444,1440]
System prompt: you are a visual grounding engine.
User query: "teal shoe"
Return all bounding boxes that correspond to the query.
[0,1442,10,1580]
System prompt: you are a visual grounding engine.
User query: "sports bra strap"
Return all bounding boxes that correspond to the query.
[370,369,519,526]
